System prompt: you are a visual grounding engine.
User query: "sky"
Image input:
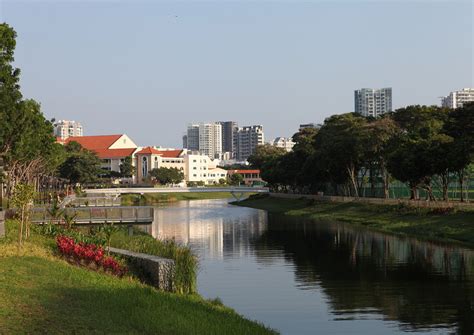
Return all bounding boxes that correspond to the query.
[1,0,472,147]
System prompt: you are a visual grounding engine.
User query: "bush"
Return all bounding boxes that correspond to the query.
[56,235,127,277]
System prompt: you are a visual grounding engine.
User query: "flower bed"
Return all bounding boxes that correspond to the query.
[56,235,127,277]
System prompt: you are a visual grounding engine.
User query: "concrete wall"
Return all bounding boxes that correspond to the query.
[269,193,474,209]
[109,247,174,291]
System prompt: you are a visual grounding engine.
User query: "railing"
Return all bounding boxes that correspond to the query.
[30,206,154,225]
[67,196,121,207]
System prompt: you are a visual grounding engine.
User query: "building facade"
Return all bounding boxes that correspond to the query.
[235,125,265,161]
[185,124,200,151]
[63,134,138,181]
[218,121,238,156]
[354,88,392,117]
[135,147,186,183]
[199,123,222,159]
[54,120,83,140]
[441,88,474,109]
[227,169,263,186]
[271,137,295,152]
[299,123,321,131]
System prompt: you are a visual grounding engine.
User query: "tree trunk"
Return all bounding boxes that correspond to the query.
[347,165,359,198]
[441,172,449,202]
[409,182,418,200]
[458,170,465,202]
[369,167,375,198]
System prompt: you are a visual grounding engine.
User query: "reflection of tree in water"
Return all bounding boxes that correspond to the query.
[253,215,474,333]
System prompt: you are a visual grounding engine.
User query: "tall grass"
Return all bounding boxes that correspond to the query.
[110,229,198,294]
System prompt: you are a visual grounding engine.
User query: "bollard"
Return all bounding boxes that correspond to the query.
[128,224,133,236]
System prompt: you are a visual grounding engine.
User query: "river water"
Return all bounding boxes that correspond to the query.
[142,199,473,334]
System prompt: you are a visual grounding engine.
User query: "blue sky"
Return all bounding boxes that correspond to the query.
[2,0,472,147]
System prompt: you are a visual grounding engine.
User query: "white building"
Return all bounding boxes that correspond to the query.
[63,134,138,182]
[354,88,392,117]
[135,148,226,185]
[54,120,83,140]
[185,123,223,159]
[441,88,474,109]
[235,125,265,161]
[271,137,295,152]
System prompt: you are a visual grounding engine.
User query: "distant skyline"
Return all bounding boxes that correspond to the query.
[2,1,472,147]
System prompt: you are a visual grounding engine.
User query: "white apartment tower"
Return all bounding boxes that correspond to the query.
[185,123,222,159]
[54,120,83,140]
[354,88,392,117]
[441,88,474,109]
[235,125,264,161]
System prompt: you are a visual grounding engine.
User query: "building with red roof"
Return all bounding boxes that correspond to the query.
[227,169,263,186]
[63,134,138,181]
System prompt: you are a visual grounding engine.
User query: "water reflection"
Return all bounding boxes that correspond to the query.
[256,215,474,333]
[141,200,474,334]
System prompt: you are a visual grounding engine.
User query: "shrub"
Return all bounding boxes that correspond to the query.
[56,235,126,277]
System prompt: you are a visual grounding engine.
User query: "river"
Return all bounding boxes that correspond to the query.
[141,199,474,334]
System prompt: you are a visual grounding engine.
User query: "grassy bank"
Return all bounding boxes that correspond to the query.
[0,221,275,334]
[122,192,234,205]
[235,195,474,247]
[110,229,197,294]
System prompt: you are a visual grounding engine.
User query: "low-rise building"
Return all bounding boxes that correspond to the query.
[64,134,138,180]
[227,169,263,186]
[271,137,295,152]
[135,147,186,183]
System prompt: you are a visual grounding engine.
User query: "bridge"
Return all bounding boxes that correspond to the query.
[30,206,154,225]
[84,186,269,201]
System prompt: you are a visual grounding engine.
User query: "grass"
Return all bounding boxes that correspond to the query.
[234,195,474,247]
[121,192,234,205]
[110,228,198,294]
[0,221,276,334]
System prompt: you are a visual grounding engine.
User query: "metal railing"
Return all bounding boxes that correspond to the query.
[30,206,154,225]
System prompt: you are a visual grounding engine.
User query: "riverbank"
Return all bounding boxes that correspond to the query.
[121,192,235,205]
[0,222,275,334]
[234,195,474,247]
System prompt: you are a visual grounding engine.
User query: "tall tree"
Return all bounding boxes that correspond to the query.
[59,143,102,185]
[149,167,184,185]
[120,156,135,178]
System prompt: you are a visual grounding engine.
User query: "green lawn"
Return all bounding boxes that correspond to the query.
[234,195,474,247]
[0,255,275,334]
[121,192,235,205]
[0,221,276,334]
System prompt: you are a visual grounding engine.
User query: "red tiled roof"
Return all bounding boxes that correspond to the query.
[136,147,183,158]
[94,148,136,159]
[65,135,123,150]
[230,169,260,174]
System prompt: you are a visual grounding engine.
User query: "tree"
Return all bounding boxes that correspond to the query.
[443,102,474,201]
[387,105,449,200]
[11,183,36,247]
[120,156,135,178]
[248,144,286,169]
[149,167,184,185]
[59,144,102,185]
[228,173,244,186]
[313,113,368,197]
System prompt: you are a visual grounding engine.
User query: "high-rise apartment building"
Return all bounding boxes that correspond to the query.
[185,124,200,151]
[199,123,222,159]
[235,125,264,161]
[441,88,474,109]
[185,123,222,158]
[218,121,238,155]
[54,120,83,140]
[354,88,392,117]
[299,123,321,131]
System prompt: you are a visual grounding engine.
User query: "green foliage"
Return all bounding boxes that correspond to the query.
[248,144,286,170]
[228,173,244,186]
[110,229,198,295]
[59,142,102,185]
[11,183,37,246]
[149,167,184,185]
[119,156,134,178]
